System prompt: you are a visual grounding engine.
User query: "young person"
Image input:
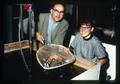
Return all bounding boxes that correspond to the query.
[69,19,106,65]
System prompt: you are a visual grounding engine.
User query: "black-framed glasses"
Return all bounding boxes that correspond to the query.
[80,26,91,29]
[53,9,64,14]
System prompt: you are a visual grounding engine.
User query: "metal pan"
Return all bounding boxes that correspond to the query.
[36,44,76,70]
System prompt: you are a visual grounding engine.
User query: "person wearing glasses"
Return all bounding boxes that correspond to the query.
[69,19,109,80]
[35,1,69,46]
[69,18,107,65]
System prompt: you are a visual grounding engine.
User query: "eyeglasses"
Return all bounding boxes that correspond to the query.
[80,26,92,30]
[80,26,91,29]
[52,9,64,14]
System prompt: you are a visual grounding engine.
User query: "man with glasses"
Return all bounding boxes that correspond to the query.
[36,1,69,46]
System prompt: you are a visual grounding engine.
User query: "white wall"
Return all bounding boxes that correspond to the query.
[102,43,116,80]
[71,63,101,80]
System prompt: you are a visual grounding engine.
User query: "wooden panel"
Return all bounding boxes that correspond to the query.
[4,40,30,53]
[73,58,97,70]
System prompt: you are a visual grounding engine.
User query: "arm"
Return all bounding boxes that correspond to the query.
[36,13,49,44]
[93,37,107,65]
[34,13,48,44]
[36,32,45,44]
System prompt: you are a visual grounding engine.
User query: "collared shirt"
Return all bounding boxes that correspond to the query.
[47,14,58,44]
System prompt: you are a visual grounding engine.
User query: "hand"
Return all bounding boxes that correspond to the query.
[36,32,45,44]
[98,58,106,65]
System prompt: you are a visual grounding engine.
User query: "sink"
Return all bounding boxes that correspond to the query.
[36,44,76,70]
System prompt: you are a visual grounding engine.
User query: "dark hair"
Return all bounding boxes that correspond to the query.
[79,18,95,28]
[50,0,65,9]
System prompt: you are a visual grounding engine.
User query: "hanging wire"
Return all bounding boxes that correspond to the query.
[28,5,33,54]
[18,4,31,80]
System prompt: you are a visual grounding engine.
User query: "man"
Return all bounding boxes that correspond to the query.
[23,1,69,47]
[36,1,69,45]
[69,19,106,65]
